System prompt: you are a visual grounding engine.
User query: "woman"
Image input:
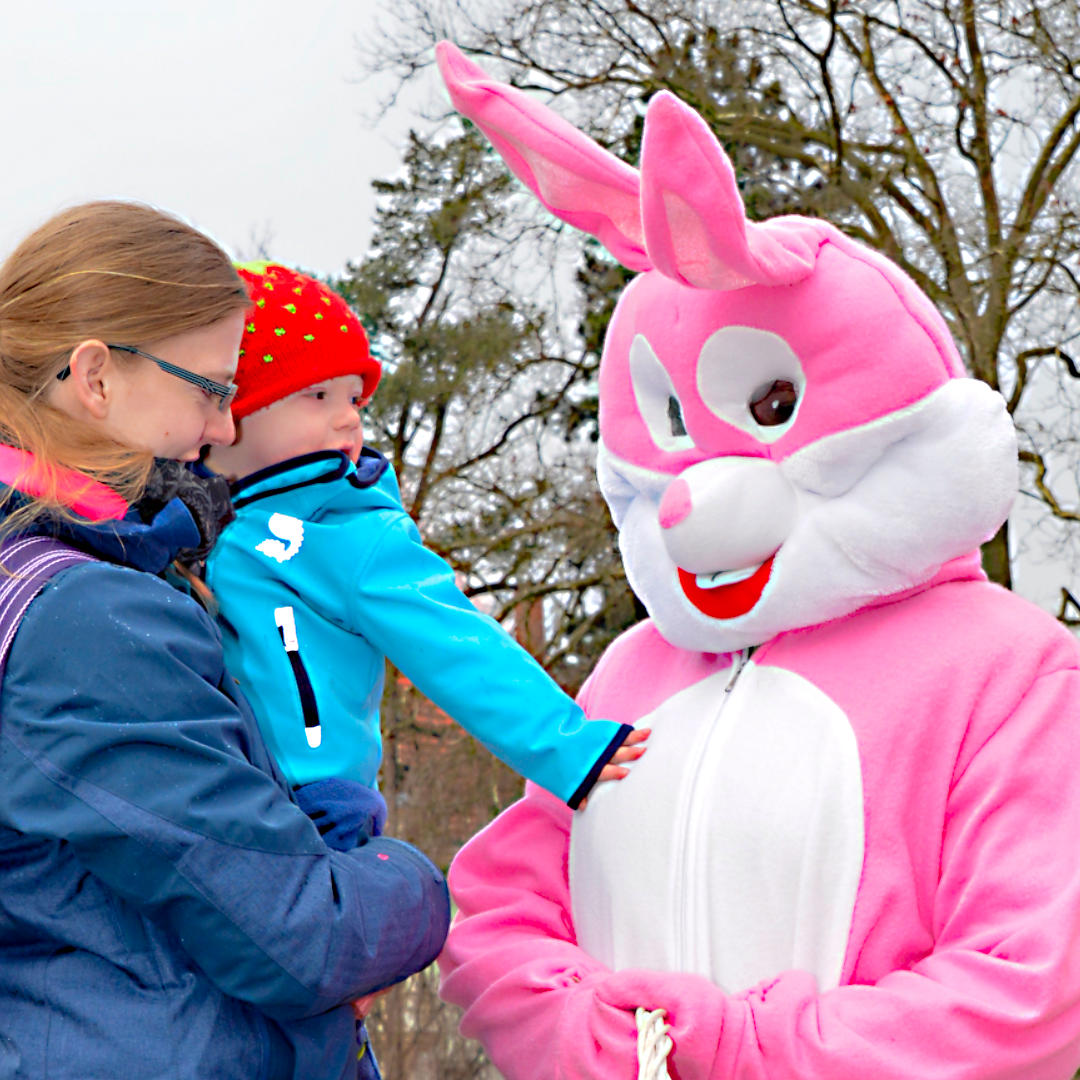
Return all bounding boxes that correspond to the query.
[0,201,449,1080]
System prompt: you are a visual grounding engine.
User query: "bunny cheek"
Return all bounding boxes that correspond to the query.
[677,557,776,619]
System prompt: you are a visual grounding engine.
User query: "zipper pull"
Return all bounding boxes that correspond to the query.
[724,648,750,693]
[275,605,300,652]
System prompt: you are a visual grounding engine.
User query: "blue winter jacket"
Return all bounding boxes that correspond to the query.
[0,487,449,1080]
[205,449,631,807]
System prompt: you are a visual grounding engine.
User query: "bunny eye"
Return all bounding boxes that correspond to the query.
[667,395,688,438]
[749,380,798,427]
[629,334,694,453]
[696,327,804,444]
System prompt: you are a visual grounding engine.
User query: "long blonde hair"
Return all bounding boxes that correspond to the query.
[0,201,250,533]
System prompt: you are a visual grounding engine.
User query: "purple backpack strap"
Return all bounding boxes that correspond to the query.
[0,535,94,680]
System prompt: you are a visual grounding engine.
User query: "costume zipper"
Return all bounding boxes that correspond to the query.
[274,606,322,748]
[673,648,751,969]
[725,647,751,692]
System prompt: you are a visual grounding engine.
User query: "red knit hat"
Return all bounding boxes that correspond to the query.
[231,262,382,420]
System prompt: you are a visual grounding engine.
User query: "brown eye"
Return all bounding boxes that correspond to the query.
[749,379,798,427]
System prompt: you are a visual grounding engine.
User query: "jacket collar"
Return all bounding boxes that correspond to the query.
[0,445,201,574]
[58,499,202,573]
[228,448,389,511]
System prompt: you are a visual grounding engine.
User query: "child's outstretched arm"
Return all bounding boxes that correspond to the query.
[346,512,646,808]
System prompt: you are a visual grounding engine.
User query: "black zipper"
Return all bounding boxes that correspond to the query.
[282,645,320,734]
[274,606,321,743]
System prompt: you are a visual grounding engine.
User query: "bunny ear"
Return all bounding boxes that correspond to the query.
[640,91,821,290]
[436,42,651,271]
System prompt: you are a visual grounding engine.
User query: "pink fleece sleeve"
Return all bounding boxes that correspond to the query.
[441,669,1080,1080]
[439,783,640,1079]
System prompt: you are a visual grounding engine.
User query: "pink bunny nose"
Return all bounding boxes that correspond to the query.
[659,478,693,529]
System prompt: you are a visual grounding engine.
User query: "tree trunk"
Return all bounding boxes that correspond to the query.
[980,521,1011,589]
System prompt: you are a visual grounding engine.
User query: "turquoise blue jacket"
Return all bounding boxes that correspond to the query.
[205,449,630,808]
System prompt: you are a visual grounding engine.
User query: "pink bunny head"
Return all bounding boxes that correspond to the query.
[437,43,1017,652]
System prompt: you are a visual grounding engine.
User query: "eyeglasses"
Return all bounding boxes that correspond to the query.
[56,344,238,412]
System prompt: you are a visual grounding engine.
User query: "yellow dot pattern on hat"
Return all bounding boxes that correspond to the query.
[246,322,256,333]
[284,303,297,314]
[274,327,286,337]
[256,298,266,308]
[340,324,349,332]
[304,334,315,341]
[262,353,273,363]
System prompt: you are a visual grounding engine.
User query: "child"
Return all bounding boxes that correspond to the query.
[203,262,645,826]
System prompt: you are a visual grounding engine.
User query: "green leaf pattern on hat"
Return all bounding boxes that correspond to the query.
[231,260,379,419]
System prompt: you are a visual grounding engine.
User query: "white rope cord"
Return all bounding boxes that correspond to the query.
[636,1006,673,1080]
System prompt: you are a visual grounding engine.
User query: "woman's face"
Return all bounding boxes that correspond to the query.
[57,312,244,462]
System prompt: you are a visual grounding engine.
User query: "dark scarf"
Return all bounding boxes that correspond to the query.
[134,459,235,566]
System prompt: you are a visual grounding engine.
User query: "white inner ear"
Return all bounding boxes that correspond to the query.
[696,326,805,444]
[629,334,695,453]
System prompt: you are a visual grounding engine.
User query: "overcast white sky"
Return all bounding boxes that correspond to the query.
[0,0,423,277]
[0,2,1069,613]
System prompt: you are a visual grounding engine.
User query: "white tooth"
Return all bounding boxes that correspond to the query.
[695,563,762,589]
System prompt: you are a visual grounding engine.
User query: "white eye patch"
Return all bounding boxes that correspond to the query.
[696,326,805,443]
[629,335,695,453]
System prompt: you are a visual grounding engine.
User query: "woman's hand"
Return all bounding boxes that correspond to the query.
[352,988,391,1020]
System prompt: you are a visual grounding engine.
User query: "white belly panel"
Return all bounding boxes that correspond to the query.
[569,661,864,993]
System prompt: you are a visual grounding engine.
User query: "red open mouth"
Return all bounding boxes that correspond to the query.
[677,556,776,620]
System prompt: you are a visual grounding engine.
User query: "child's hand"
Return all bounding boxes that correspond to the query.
[578,728,650,809]
[601,726,649,778]
[292,778,387,851]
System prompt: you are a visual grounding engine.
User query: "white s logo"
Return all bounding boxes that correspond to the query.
[256,513,305,563]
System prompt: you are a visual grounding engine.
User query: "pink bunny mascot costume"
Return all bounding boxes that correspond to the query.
[435,42,1080,1080]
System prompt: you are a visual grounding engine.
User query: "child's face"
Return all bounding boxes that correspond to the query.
[211,374,367,479]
